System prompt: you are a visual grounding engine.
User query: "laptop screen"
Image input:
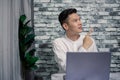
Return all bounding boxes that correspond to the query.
[66,52,111,80]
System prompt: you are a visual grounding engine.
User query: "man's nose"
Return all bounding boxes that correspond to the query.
[78,20,82,25]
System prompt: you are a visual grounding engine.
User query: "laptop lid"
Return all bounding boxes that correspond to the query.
[66,52,111,80]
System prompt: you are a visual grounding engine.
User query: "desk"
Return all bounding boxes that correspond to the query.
[51,73,120,80]
[51,73,66,80]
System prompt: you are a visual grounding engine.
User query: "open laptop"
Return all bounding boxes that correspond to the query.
[66,52,111,80]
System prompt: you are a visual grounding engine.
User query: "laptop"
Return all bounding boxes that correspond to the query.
[66,52,111,80]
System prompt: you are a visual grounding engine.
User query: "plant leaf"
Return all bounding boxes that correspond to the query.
[31,65,38,70]
[27,49,36,56]
[18,14,39,70]
[25,53,39,66]
[20,27,33,37]
[19,15,26,23]
[25,33,35,44]
[24,20,31,27]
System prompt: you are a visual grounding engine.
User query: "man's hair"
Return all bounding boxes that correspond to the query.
[58,8,77,26]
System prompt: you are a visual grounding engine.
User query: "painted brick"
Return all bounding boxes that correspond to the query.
[41,12,53,15]
[118,12,120,16]
[102,4,119,7]
[105,28,117,31]
[113,8,120,12]
[103,16,113,19]
[113,53,120,57]
[112,16,120,19]
[98,20,108,23]
[103,40,118,44]
[116,0,120,3]
[99,12,109,15]
[105,0,116,4]
[54,3,65,7]
[90,24,101,27]
[34,0,40,3]
[47,8,58,11]
[62,0,72,3]
[98,48,110,51]
[35,36,50,40]
[34,7,39,11]
[39,0,50,2]
[96,0,105,3]
[111,64,117,67]
[35,44,39,48]
[34,24,47,27]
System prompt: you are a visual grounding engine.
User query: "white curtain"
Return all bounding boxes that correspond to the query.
[0,0,31,80]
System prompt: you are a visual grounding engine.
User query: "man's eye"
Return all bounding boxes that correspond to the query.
[74,20,77,22]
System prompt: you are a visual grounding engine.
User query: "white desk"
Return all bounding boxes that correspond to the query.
[51,73,66,80]
[51,73,120,80]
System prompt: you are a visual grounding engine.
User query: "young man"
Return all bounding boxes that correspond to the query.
[52,8,98,72]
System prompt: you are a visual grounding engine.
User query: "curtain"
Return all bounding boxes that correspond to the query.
[0,0,31,80]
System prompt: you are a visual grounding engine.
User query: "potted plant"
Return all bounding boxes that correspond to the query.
[18,14,39,80]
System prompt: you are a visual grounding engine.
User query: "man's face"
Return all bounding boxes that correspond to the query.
[64,13,82,34]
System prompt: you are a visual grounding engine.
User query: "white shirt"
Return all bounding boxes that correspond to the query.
[52,35,98,72]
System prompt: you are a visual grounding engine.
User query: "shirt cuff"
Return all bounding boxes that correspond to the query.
[79,47,87,52]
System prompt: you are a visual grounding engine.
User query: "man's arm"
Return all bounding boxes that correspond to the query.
[82,27,98,52]
[82,36,98,52]
[82,35,93,50]
[52,40,66,72]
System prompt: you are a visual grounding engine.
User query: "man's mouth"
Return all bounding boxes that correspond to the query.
[78,27,82,29]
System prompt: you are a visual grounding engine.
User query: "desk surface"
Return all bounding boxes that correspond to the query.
[51,73,120,80]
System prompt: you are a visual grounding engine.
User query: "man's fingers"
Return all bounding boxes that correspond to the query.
[87,27,93,36]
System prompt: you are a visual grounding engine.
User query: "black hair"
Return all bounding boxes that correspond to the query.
[58,8,77,26]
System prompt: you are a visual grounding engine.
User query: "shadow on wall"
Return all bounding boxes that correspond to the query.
[118,42,120,47]
[35,42,59,80]
[110,41,120,52]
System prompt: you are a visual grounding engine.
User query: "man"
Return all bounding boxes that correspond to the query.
[52,8,98,72]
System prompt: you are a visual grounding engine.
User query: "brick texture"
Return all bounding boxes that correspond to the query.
[34,0,120,80]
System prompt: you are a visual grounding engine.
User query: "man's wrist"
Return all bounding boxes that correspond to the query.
[82,45,89,50]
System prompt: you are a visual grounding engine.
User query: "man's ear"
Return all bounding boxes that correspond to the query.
[62,23,68,30]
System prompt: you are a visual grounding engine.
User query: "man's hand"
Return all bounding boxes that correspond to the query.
[82,27,93,50]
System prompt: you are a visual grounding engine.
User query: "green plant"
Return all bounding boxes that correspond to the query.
[19,14,39,70]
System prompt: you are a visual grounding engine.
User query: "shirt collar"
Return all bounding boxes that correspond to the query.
[64,34,81,43]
